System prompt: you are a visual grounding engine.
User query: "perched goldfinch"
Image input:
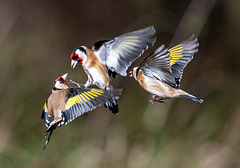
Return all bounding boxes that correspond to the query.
[129,34,203,104]
[70,25,156,89]
[41,73,122,149]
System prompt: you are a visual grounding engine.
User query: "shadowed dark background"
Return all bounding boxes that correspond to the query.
[0,0,240,167]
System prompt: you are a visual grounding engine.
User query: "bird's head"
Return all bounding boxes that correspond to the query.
[129,67,140,80]
[52,73,68,90]
[70,46,87,68]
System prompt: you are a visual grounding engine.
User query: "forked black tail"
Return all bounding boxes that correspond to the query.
[43,122,58,150]
[105,99,119,114]
[104,89,122,114]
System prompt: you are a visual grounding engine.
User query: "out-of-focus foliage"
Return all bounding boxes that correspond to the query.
[0,0,239,167]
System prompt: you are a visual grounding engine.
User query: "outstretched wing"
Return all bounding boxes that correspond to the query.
[42,88,121,150]
[141,45,177,88]
[62,87,122,124]
[168,34,199,87]
[94,26,156,76]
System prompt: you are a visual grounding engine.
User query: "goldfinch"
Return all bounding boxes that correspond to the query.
[70,25,156,89]
[41,73,122,149]
[129,34,203,104]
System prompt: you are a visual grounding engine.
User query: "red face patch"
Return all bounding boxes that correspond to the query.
[56,77,61,82]
[78,57,83,64]
[56,77,66,85]
[71,52,78,60]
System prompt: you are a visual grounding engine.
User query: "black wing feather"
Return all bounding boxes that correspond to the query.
[141,45,177,88]
[63,87,122,124]
[169,34,199,87]
[95,26,156,76]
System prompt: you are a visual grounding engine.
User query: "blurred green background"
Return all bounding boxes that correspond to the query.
[0,0,240,167]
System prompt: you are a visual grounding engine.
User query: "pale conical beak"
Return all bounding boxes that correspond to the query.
[71,60,78,69]
[129,71,133,77]
[61,73,68,81]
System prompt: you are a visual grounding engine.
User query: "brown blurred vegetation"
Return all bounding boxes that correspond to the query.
[0,0,240,167]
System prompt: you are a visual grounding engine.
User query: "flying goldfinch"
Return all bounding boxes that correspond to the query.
[129,34,203,104]
[70,25,156,89]
[41,73,122,149]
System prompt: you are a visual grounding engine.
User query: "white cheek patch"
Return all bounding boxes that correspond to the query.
[76,48,87,62]
[54,81,67,89]
[55,81,61,88]
[79,52,86,60]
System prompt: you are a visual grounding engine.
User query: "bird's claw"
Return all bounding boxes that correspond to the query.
[149,95,165,104]
[149,99,156,104]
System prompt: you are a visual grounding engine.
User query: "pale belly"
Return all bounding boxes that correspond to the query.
[88,67,109,89]
[139,76,175,99]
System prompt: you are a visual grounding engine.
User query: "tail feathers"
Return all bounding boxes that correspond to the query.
[180,94,203,104]
[105,99,119,114]
[104,88,122,114]
[43,122,58,150]
[108,69,117,78]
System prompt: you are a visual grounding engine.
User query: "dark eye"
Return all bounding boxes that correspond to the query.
[56,77,64,84]
[59,77,64,83]
[73,56,78,60]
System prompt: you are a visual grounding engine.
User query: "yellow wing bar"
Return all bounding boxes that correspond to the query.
[168,44,183,66]
[43,101,47,110]
[66,89,104,107]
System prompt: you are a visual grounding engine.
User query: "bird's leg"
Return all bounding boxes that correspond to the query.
[84,80,91,88]
[69,79,84,87]
[149,95,158,104]
[83,68,94,88]
[149,95,165,104]
[156,99,165,104]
